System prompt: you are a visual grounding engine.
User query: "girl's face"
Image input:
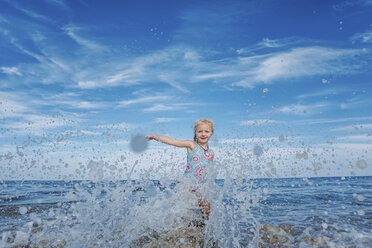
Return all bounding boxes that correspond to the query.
[195,123,213,144]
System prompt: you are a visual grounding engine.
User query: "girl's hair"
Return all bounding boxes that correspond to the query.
[194,118,214,142]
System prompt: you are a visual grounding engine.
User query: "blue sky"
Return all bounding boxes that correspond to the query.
[0,0,371,180]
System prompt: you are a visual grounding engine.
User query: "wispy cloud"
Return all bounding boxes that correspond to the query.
[12,4,52,22]
[234,46,364,87]
[117,95,173,108]
[333,0,372,10]
[293,116,372,125]
[340,96,371,110]
[3,11,369,94]
[0,90,87,137]
[1,114,78,136]
[143,104,179,112]
[71,46,200,91]
[62,25,106,51]
[189,44,368,89]
[42,0,69,10]
[21,90,109,111]
[351,30,372,44]
[240,119,275,126]
[143,103,195,112]
[331,123,372,132]
[155,117,182,123]
[335,134,372,142]
[0,92,31,118]
[59,100,109,110]
[236,37,308,55]
[296,88,346,99]
[278,102,329,115]
[0,66,22,76]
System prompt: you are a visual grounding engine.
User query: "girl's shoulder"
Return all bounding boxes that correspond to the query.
[188,141,198,152]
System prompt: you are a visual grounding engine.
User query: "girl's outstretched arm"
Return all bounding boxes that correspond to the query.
[146,134,194,149]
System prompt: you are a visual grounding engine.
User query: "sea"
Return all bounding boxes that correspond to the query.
[0,176,371,247]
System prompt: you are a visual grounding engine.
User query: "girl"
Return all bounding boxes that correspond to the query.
[146,119,214,220]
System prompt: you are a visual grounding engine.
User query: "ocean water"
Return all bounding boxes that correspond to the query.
[0,176,371,247]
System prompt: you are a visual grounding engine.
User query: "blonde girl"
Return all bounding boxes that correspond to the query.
[146,119,214,219]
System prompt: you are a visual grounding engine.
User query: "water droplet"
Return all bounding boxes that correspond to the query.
[321,78,329,84]
[130,134,148,153]
[19,206,28,215]
[313,162,322,171]
[357,195,365,201]
[356,160,367,169]
[253,145,263,157]
[357,210,365,216]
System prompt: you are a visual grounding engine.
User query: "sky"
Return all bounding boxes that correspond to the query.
[0,0,371,180]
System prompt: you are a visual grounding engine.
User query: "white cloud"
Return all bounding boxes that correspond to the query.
[351,30,372,44]
[278,102,329,115]
[247,46,362,84]
[143,103,195,112]
[236,37,304,55]
[340,98,371,110]
[0,67,22,75]
[4,21,369,93]
[0,91,31,117]
[194,45,366,89]
[102,46,199,91]
[70,46,199,91]
[76,101,108,109]
[334,0,372,10]
[335,135,372,142]
[62,25,105,51]
[331,123,372,132]
[143,104,178,112]
[118,95,173,108]
[278,117,372,127]
[155,117,182,123]
[42,0,69,9]
[296,88,345,99]
[14,6,51,22]
[239,119,275,126]
[1,114,77,136]
[158,74,190,93]
[105,71,140,86]
[77,81,101,89]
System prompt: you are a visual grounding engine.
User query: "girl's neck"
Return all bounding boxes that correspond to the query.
[198,142,208,150]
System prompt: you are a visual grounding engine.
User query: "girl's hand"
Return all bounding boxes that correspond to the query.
[146,134,158,141]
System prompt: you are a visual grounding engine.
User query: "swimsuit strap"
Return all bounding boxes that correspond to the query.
[196,142,208,151]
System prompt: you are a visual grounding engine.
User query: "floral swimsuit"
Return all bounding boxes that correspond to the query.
[184,143,214,183]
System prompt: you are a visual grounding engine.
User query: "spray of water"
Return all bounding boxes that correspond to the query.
[0,119,371,247]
